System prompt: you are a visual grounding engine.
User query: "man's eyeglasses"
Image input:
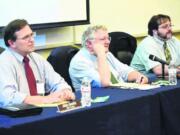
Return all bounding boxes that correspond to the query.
[159,24,174,29]
[90,37,111,42]
[16,32,36,41]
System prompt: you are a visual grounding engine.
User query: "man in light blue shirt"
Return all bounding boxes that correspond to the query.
[131,14,180,76]
[0,19,75,107]
[69,25,148,91]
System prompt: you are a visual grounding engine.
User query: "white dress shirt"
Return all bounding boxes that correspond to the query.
[0,48,71,107]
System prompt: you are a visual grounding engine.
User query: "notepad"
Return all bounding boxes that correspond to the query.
[34,101,68,107]
[110,82,160,90]
[0,104,42,117]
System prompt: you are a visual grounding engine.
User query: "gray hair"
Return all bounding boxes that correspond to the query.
[81,25,108,47]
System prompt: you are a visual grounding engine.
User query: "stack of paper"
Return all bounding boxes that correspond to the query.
[34,101,68,107]
[110,82,160,90]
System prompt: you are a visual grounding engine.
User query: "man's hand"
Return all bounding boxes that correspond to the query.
[49,89,75,101]
[128,71,148,84]
[24,89,75,105]
[92,43,106,56]
[135,74,148,84]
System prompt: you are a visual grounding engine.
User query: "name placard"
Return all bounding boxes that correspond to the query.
[57,100,82,113]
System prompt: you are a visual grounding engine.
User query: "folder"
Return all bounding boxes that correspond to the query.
[0,104,43,117]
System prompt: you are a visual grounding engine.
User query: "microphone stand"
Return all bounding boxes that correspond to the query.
[162,63,165,79]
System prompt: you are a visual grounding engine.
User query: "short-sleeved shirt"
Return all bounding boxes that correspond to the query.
[130,35,180,74]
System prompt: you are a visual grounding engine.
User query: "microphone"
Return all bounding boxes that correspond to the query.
[149,54,169,65]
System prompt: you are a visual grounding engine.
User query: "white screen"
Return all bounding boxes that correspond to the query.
[0,0,89,29]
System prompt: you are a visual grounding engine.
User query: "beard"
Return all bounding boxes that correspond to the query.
[157,30,172,40]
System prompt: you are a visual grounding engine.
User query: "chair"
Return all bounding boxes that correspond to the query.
[109,32,137,65]
[47,46,79,92]
[0,47,5,54]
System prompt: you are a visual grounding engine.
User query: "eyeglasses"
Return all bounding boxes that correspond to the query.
[90,37,111,42]
[159,24,174,29]
[16,32,36,41]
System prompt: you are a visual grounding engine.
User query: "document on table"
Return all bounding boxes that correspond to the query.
[34,101,68,107]
[110,82,160,90]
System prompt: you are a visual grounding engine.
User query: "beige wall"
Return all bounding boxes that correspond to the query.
[74,0,180,42]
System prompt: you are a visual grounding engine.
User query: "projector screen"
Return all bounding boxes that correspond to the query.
[0,0,90,31]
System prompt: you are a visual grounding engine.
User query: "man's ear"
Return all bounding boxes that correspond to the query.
[86,40,94,53]
[7,40,15,48]
[152,30,157,35]
[86,40,92,49]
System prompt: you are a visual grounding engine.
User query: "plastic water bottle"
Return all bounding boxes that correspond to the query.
[168,61,177,85]
[81,77,91,107]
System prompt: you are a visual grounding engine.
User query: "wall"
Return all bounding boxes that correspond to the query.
[74,0,180,42]
[1,0,180,58]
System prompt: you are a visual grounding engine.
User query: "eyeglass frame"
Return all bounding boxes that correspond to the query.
[16,32,36,41]
[88,36,111,42]
[158,24,174,29]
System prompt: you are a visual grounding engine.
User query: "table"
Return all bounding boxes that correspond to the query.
[0,80,180,135]
[153,84,180,135]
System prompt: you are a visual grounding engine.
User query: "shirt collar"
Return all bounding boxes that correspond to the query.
[152,35,164,46]
[8,48,28,63]
[82,47,97,61]
[152,35,173,46]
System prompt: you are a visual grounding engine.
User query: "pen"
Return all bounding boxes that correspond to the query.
[140,76,144,83]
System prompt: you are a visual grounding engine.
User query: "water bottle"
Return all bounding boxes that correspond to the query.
[81,77,91,107]
[168,61,177,85]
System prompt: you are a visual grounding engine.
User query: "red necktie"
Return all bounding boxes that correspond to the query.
[23,56,37,95]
